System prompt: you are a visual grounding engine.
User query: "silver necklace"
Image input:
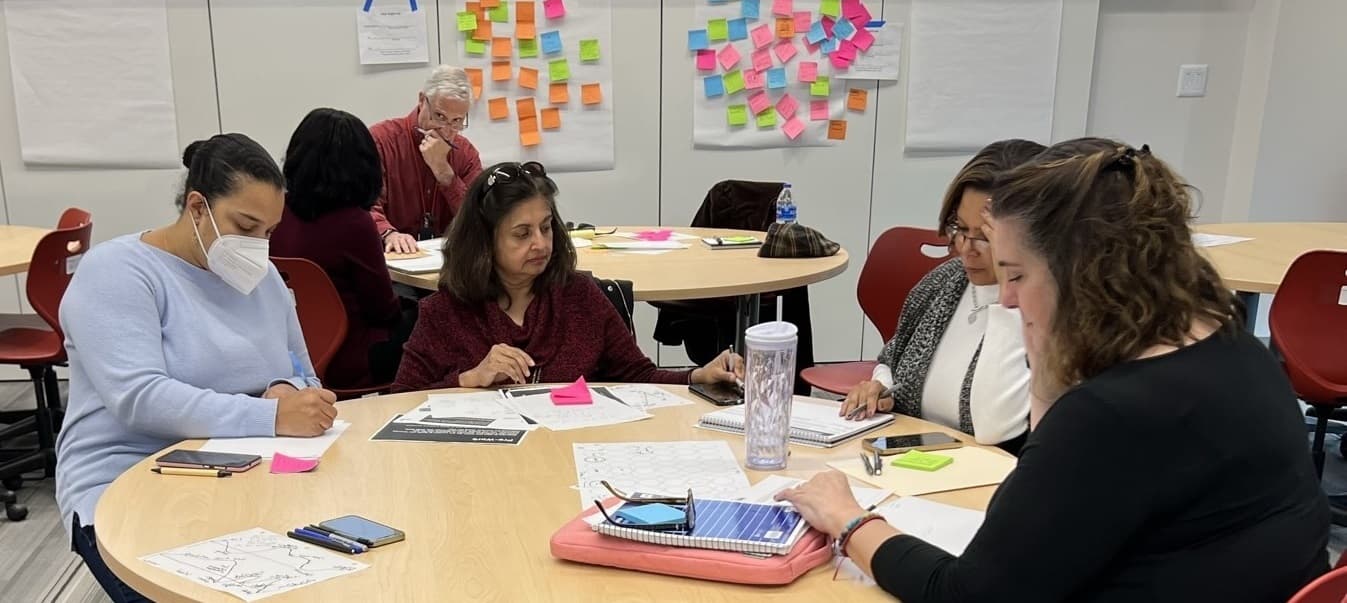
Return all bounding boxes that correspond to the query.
[969,286,991,324]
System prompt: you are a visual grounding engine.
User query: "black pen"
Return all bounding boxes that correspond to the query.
[287,530,358,554]
[307,524,375,547]
[304,525,369,552]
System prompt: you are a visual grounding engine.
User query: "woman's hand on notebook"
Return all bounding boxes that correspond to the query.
[774,470,866,539]
[841,380,894,420]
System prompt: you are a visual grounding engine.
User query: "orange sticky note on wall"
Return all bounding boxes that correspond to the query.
[517,97,538,121]
[775,17,795,38]
[827,119,847,140]
[847,88,868,112]
[465,68,484,99]
[516,22,537,39]
[488,97,509,120]
[467,2,482,15]
[521,130,542,147]
[541,107,561,130]
[492,60,512,81]
[581,82,602,105]
[473,18,493,41]
[492,37,513,58]
[481,0,500,7]
[519,67,539,90]
[549,82,569,104]
[517,1,536,22]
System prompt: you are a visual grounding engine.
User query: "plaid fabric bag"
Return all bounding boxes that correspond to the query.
[757,222,841,258]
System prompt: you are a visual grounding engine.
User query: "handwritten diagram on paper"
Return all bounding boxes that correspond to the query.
[572,441,751,509]
[140,528,367,601]
[503,392,651,432]
[602,384,696,410]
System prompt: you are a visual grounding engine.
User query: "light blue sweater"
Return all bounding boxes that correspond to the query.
[55,234,320,533]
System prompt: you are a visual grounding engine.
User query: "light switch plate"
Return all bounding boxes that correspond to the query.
[1177,64,1208,97]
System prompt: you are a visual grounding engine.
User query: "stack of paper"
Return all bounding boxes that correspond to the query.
[573,441,751,510]
[1192,233,1254,248]
[386,238,447,273]
[374,392,535,446]
[503,391,652,431]
[199,421,351,459]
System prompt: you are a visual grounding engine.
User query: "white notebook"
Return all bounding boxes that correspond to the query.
[592,499,808,556]
[697,397,894,448]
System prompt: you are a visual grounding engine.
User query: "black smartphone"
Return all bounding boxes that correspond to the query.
[688,382,743,406]
[155,449,262,472]
[862,433,963,456]
[320,515,405,547]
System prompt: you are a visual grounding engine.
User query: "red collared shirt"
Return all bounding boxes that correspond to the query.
[368,107,484,238]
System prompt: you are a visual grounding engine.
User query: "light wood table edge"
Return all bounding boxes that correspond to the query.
[0,225,52,277]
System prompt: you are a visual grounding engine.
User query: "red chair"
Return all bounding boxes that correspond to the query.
[1268,250,1347,478]
[1287,565,1347,603]
[271,257,389,400]
[0,209,92,521]
[801,227,951,395]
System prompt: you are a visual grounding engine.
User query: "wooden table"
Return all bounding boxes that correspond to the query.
[1195,222,1347,324]
[96,387,1002,602]
[0,225,51,276]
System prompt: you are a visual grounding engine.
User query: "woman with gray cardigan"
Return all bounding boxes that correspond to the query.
[842,140,1045,454]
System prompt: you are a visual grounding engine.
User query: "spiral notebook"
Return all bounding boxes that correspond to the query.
[593,499,808,556]
[696,397,894,448]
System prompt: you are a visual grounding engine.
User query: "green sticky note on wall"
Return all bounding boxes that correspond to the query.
[489,3,509,22]
[727,104,748,126]
[820,0,841,18]
[756,109,777,128]
[580,39,601,62]
[723,70,745,94]
[811,75,830,97]
[456,11,478,32]
[549,58,571,82]
[708,18,729,42]
[466,38,487,55]
[518,38,540,58]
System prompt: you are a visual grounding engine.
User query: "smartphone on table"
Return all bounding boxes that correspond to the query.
[319,515,406,548]
[861,433,963,456]
[155,450,262,473]
[688,382,743,406]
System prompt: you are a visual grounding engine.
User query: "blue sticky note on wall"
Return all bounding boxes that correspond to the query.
[704,74,726,98]
[766,67,787,89]
[541,30,564,55]
[688,29,710,51]
[807,21,828,44]
[742,0,760,20]
[821,37,839,55]
[832,16,857,40]
[727,18,749,41]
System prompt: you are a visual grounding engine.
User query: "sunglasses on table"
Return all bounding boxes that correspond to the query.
[592,480,696,533]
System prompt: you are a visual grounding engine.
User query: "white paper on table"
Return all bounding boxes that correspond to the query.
[617,250,675,256]
[3,0,180,167]
[140,528,367,602]
[603,384,696,410]
[836,496,985,584]
[197,421,350,459]
[386,253,444,273]
[572,441,752,510]
[503,392,651,432]
[1192,233,1254,248]
[836,22,903,81]
[905,0,1061,151]
[609,231,701,242]
[395,392,538,431]
[739,474,892,509]
[594,241,689,250]
[356,5,429,65]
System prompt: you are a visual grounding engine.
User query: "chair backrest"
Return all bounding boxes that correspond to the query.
[271,256,348,379]
[57,207,92,230]
[690,180,783,231]
[28,211,94,334]
[857,226,952,341]
[592,275,635,335]
[1269,250,1347,402]
[1287,565,1347,603]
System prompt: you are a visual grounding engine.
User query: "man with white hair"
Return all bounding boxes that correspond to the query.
[370,65,483,253]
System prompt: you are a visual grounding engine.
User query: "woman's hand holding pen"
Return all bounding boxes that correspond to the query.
[840,380,894,420]
[690,349,744,385]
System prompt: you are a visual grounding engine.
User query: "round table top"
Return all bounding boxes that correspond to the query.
[389,227,851,301]
[1195,222,1347,294]
[96,386,1002,602]
[0,225,51,277]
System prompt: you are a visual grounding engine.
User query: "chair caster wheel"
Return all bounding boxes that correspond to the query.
[5,502,27,522]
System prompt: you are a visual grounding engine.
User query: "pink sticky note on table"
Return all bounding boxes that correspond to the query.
[718,44,742,69]
[544,0,566,19]
[748,91,771,115]
[782,116,806,140]
[750,24,773,49]
[696,49,717,71]
[773,40,797,63]
[635,229,673,241]
[751,48,773,72]
[798,61,818,82]
[810,99,829,120]
[772,0,793,17]
[270,453,319,474]
[851,28,875,52]
[551,376,593,405]
[744,68,765,89]
[776,93,799,119]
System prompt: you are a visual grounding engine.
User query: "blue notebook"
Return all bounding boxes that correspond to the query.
[593,499,807,555]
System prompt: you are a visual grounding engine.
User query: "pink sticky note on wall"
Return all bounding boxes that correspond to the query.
[792,11,811,32]
[748,91,772,114]
[773,40,797,63]
[551,376,593,405]
[776,93,799,119]
[844,0,872,25]
[544,0,566,19]
[744,68,765,89]
[696,49,717,70]
[837,38,858,60]
[798,61,818,82]
[772,0,793,17]
[270,453,319,474]
[782,117,805,140]
[830,52,852,70]
[851,28,875,52]
[718,44,742,69]
[810,99,829,120]
[751,24,773,49]
[822,16,835,37]
[752,48,773,72]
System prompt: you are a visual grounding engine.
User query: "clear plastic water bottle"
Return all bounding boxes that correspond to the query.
[775,183,797,224]
[743,321,798,471]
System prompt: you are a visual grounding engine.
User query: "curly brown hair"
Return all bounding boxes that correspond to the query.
[936,139,1046,230]
[989,137,1240,386]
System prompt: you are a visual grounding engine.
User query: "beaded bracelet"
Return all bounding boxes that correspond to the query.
[832,512,884,558]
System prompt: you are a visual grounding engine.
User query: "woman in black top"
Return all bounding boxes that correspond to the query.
[778,137,1329,602]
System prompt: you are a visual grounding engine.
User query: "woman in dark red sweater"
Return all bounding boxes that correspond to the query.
[271,108,408,388]
[393,161,742,392]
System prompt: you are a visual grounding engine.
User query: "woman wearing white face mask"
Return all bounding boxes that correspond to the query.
[55,134,339,603]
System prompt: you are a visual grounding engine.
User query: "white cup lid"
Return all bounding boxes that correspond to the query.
[744,321,798,344]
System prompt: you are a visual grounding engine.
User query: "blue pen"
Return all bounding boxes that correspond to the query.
[305,525,369,553]
[289,351,305,381]
[288,529,359,554]
[294,528,360,553]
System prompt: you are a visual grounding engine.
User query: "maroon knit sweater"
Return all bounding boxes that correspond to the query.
[392,276,690,392]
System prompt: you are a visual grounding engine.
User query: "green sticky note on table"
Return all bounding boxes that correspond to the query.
[723,70,745,94]
[891,450,954,472]
[580,39,601,62]
[456,11,478,32]
[549,58,571,82]
[518,38,540,58]
[708,18,730,42]
[756,109,777,128]
[466,38,487,55]
[727,104,748,126]
[820,0,841,18]
[489,3,509,22]
[810,75,830,97]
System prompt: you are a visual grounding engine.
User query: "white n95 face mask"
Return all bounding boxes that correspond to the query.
[193,200,271,295]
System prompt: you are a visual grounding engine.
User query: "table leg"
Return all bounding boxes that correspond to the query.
[734,293,762,354]
[1237,291,1260,333]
